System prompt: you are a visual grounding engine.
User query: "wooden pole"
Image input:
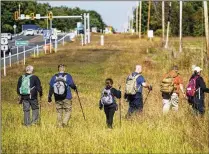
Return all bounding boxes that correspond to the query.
[139,1,142,38]
[204,1,209,50]
[179,0,183,52]
[147,0,151,36]
[165,2,171,49]
[162,1,165,45]
[136,2,139,34]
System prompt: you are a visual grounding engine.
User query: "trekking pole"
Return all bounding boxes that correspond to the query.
[39,96,42,126]
[75,89,86,120]
[144,89,151,105]
[119,85,122,128]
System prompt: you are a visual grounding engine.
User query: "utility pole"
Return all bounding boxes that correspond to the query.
[179,0,183,52]
[139,0,142,38]
[19,4,20,16]
[203,1,209,80]
[147,0,151,36]
[204,1,209,50]
[162,1,165,45]
[165,2,172,49]
[136,2,139,34]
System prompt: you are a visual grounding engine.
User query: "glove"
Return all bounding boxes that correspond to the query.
[115,104,118,111]
[48,97,52,103]
[148,85,153,91]
[99,101,103,110]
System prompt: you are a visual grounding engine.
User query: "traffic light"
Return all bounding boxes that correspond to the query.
[48,12,53,20]
[14,11,19,21]
[30,13,35,20]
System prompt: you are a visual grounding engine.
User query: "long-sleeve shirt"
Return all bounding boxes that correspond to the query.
[99,87,121,108]
[189,74,209,99]
[17,73,43,100]
[48,72,76,101]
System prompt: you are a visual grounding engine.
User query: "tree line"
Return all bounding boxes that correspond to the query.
[1,1,106,33]
[132,1,209,37]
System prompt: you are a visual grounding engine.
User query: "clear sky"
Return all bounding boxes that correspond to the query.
[38,1,137,32]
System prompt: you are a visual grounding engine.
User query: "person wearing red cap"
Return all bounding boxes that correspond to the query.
[187,66,209,115]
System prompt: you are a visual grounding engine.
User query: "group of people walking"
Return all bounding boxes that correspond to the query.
[17,64,209,128]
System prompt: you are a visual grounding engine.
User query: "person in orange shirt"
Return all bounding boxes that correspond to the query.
[162,66,186,114]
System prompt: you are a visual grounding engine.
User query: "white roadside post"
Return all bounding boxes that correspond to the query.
[55,39,57,53]
[81,34,84,46]
[50,37,52,53]
[37,45,39,56]
[63,37,65,46]
[17,46,19,64]
[33,47,36,57]
[44,39,46,54]
[23,46,26,65]
[84,13,87,45]
[9,52,11,67]
[3,51,6,76]
[87,13,90,43]
[101,35,104,46]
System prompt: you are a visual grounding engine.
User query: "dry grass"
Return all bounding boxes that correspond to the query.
[1,34,209,153]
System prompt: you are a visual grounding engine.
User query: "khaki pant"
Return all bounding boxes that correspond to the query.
[55,99,72,127]
[162,93,179,115]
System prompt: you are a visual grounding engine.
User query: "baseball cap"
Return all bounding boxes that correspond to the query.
[194,66,202,73]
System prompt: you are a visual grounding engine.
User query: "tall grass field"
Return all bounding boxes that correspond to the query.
[1,34,209,153]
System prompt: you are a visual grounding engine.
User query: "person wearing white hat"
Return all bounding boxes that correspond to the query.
[186,66,209,115]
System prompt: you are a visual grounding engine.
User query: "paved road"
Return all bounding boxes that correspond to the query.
[1,33,72,67]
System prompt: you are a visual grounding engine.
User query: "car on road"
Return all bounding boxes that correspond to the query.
[51,34,57,40]
[24,29,34,36]
[1,33,12,40]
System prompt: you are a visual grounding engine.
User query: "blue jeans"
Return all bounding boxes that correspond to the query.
[127,93,143,116]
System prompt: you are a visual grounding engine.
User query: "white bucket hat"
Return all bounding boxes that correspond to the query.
[194,66,202,73]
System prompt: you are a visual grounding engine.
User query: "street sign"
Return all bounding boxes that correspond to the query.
[43,30,52,39]
[148,30,154,38]
[1,45,8,51]
[13,25,17,29]
[1,38,8,45]
[36,14,40,19]
[21,14,25,20]
[15,41,29,46]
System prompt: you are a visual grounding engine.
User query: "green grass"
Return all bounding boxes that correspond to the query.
[1,34,209,153]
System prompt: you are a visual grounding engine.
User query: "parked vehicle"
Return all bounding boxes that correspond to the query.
[1,33,12,40]
[24,29,34,36]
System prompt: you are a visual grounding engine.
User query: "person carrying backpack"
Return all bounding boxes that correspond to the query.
[17,65,43,126]
[99,78,121,129]
[48,64,77,127]
[160,65,186,114]
[124,65,152,117]
[186,66,209,115]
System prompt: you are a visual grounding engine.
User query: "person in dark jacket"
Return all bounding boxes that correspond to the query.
[48,64,77,127]
[99,78,121,129]
[187,66,209,115]
[17,65,43,126]
[125,65,152,117]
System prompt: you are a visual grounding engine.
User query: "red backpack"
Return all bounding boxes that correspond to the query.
[186,76,199,97]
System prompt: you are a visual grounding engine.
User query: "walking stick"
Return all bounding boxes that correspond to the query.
[39,96,42,126]
[75,89,86,120]
[144,89,151,105]
[118,85,122,128]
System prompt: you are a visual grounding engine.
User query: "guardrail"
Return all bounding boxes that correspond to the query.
[1,33,73,76]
